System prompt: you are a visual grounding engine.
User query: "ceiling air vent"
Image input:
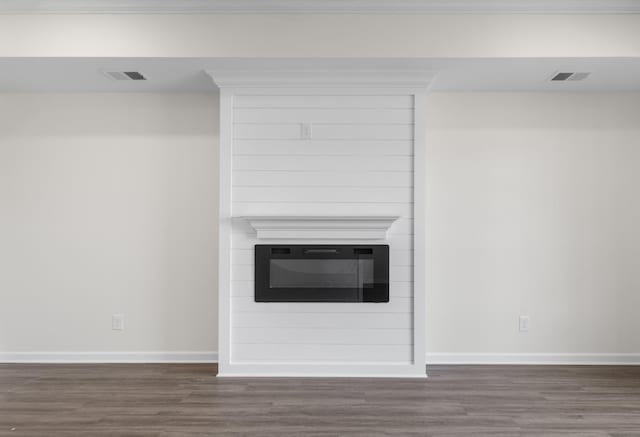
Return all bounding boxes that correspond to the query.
[551,72,590,82]
[103,71,147,81]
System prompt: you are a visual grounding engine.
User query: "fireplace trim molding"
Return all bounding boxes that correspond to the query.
[241,215,400,240]
[209,59,430,378]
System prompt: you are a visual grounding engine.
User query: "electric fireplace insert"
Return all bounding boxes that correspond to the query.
[254,244,389,302]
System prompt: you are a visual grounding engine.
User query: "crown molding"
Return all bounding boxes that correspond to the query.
[1,0,640,14]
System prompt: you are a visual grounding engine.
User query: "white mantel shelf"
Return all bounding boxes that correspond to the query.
[240,216,400,240]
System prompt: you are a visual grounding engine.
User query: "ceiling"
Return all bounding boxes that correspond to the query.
[1,57,640,92]
[0,0,639,14]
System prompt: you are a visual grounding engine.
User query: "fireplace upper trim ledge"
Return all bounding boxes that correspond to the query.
[240,215,400,240]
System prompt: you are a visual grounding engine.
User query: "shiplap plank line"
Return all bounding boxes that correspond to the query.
[234,175,411,190]
[233,155,412,172]
[232,186,412,204]
[233,95,414,109]
[232,343,413,362]
[233,327,412,345]
[232,203,413,218]
[232,168,414,173]
[233,200,412,204]
[234,108,414,124]
[232,312,412,329]
[231,296,412,314]
[234,123,414,141]
[233,172,413,187]
[234,140,412,157]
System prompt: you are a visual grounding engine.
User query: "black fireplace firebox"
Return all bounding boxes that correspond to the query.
[254,244,389,302]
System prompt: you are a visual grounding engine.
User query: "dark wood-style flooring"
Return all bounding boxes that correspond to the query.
[1,364,640,436]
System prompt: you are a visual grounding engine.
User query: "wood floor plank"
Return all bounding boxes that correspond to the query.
[1,364,640,436]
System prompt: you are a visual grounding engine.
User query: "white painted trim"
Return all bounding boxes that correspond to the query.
[217,88,234,376]
[207,70,436,89]
[1,0,639,14]
[0,351,218,363]
[241,216,399,240]
[5,351,640,366]
[412,90,428,375]
[220,373,426,378]
[229,86,432,96]
[218,362,427,378]
[426,353,640,365]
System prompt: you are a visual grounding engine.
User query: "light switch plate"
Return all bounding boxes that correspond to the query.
[301,123,313,139]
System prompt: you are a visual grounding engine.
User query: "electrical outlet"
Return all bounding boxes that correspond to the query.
[112,314,125,331]
[519,315,530,332]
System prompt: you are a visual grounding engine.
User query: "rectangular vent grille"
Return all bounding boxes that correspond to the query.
[551,72,590,82]
[104,71,147,81]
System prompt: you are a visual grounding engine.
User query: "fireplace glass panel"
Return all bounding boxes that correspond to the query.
[270,259,374,289]
[254,245,388,302]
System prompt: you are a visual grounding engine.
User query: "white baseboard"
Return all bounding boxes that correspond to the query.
[426,353,640,365]
[217,361,427,378]
[3,351,639,366]
[0,351,218,363]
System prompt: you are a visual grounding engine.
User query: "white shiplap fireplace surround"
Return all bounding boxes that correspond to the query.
[208,61,432,377]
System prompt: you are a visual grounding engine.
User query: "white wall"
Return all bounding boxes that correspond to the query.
[0,93,219,359]
[425,92,640,360]
[1,14,640,57]
[2,91,639,362]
